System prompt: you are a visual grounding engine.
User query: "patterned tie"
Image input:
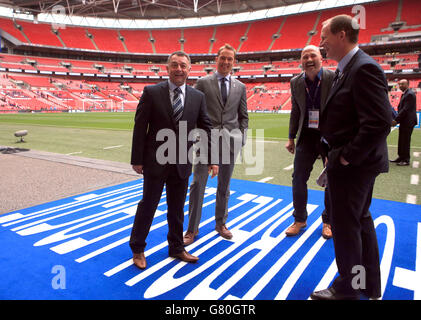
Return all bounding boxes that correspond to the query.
[220,77,227,105]
[172,87,183,122]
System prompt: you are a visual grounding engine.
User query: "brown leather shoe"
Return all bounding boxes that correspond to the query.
[170,250,199,263]
[322,223,332,239]
[183,230,199,246]
[285,221,307,236]
[215,224,233,239]
[133,252,147,269]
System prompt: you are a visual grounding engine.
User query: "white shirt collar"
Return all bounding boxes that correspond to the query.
[338,46,359,73]
[168,80,186,95]
[215,71,230,82]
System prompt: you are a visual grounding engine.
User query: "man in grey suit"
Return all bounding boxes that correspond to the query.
[184,44,249,245]
[285,45,335,238]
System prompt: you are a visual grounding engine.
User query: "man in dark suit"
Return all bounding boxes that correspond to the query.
[390,79,417,166]
[285,45,335,239]
[129,51,218,269]
[184,44,248,245]
[311,15,392,300]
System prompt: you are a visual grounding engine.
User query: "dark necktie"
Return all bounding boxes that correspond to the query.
[331,68,341,88]
[172,87,183,122]
[220,77,227,105]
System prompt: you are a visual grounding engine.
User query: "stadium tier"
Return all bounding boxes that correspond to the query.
[1,0,421,54]
[0,0,420,113]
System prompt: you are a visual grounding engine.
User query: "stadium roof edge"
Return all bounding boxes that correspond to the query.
[0,0,379,29]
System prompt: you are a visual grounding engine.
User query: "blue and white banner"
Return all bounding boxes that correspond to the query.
[0,178,420,300]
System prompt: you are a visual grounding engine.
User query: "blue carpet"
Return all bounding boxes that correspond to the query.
[0,178,420,300]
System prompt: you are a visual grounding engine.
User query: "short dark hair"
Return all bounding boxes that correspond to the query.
[217,43,236,57]
[324,14,359,44]
[167,51,191,65]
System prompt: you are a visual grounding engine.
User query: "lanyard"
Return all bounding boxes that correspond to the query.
[304,77,321,109]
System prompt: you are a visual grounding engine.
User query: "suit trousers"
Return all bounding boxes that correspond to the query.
[129,165,189,256]
[398,124,415,162]
[327,166,381,297]
[188,161,235,232]
[292,129,330,223]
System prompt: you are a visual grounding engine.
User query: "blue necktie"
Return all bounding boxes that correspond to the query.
[173,87,183,122]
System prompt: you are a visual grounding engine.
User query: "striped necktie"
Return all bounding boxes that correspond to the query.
[172,87,183,122]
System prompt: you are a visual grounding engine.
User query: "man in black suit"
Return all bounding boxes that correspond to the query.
[129,51,218,269]
[285,45,335,239]
[311,15,392,300]
[390,79,417,166]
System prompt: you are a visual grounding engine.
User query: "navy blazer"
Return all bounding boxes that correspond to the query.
[395,88,417,127]
[131,81,213,179]
[320,49,392,174]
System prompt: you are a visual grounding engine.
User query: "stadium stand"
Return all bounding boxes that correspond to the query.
[0,0,420,113]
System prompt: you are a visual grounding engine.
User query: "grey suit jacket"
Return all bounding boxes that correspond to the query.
[195,73,249,152]
[289,67,335,146]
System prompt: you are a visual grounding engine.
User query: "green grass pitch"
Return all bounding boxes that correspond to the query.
[1,112,420,203]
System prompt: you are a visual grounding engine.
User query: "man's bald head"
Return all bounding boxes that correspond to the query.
[300,45,323,80]
[398,79,409,92]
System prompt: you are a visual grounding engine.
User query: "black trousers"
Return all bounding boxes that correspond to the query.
[327,165,381,297]
[398,124,415,162]
[292,129,330,223]
[129,165,189,256]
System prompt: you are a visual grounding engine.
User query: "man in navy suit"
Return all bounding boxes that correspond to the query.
[390,79,418,166]
[129,51,218,269]
[311,15,392,300]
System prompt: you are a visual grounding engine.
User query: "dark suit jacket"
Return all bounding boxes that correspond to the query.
[320,49,392,174]
[289,67,335,146]
[131,81,213,180]
[395,88,417,127]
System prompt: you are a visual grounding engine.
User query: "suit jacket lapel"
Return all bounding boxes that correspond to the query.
[296,74,307,115]
[225,76,237,108]
[325,49,361,107]
[320,68,331,115]
[182,85,192,121]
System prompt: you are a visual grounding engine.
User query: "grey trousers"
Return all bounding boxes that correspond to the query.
[187,162,235,232]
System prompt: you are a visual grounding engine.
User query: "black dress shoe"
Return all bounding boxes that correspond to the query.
[396,161,409,166]
[389,158,401,163]
[310,287,359,300]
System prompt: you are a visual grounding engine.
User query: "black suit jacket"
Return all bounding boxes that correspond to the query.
[320,49,392,174]
[289,67,335,146]
[395,88,417,127]
[131,81,213,180]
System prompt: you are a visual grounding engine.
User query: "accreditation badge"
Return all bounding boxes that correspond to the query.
[308,109,319,129]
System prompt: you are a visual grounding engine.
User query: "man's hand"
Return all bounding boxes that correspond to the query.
[208,165,219,178]
[132,165,143,175]
[285,139,295,154]
[339,156,349,166]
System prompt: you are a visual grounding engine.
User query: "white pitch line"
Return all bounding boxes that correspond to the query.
[66,151,82,155]
[103,145,123,150]
[410,174,419,185]
[283,164,294,171]
[414,152,420,158]
[406,194,417,204]
[413,161,419,169]
[257,177,274,183]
